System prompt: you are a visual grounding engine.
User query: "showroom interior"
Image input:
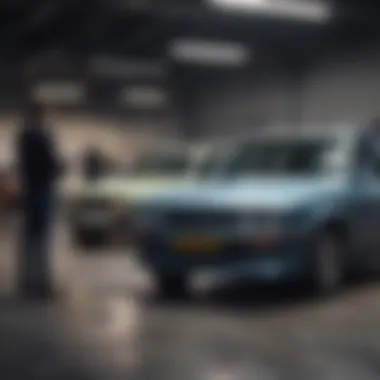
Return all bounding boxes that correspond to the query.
[2,0,380,379]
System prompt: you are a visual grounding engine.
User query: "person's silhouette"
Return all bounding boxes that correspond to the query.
[16,102,63,299]
[83,146,105,181]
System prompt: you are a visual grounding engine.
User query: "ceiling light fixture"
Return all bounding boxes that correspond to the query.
[169,39,251,67]
[207,0,332,23]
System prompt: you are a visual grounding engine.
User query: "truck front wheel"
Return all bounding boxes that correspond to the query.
[155,273,189,300]
[308,230,344,297]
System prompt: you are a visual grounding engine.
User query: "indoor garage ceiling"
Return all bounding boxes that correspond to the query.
[0,0,378,65]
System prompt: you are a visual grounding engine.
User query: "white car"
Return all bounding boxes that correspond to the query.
[68,143,223,248]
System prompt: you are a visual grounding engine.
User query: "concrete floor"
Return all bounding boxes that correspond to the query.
[2,217,380,379]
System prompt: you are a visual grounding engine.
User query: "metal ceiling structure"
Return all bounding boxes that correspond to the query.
[0,0,378,65]
[0,0,378,134]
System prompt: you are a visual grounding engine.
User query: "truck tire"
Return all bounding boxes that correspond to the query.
[156,274,189,300]
[308,230,344,297]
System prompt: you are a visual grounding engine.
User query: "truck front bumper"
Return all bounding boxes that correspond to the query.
[138,237,310,283]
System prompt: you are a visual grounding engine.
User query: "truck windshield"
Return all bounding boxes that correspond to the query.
[223,138,344,177]
[131,151,190,176]
[196,154,222,178]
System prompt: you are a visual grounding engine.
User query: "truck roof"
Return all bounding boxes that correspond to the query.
[226,125,362,144]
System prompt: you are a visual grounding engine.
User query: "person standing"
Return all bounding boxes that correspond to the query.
[83,146,105,181]
[16,103,62,299]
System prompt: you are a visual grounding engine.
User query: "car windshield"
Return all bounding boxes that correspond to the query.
[196,154,222,177]
[131,151,190,176]
[223,138,345,177]
[195,149,232,178]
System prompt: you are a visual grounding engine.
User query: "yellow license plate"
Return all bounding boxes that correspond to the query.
[175,236,220,253]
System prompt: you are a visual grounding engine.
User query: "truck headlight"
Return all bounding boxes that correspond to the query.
[133,212,162,231]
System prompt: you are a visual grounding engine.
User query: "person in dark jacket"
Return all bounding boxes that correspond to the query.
[83,146,105,181]
[17,102,62,299]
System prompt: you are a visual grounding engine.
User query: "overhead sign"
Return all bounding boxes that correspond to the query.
[31,82,85,105]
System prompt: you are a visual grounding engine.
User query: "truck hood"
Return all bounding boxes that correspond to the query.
[142,177,348,212]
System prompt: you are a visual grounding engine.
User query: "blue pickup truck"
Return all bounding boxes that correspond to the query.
[134,126,380,297]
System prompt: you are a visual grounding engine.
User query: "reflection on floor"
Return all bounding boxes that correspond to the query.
[2,219,380,379]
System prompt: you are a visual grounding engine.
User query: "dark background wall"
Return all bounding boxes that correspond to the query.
[0,0,379,139]
[200,43,380,136]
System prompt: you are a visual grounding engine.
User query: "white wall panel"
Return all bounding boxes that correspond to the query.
[200,71,292,138]
[302,47,380,125]
[201,45,380,137]
[0,115,177,183]
[0,114,178,201]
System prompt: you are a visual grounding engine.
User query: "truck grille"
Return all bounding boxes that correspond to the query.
[163,210,237,229]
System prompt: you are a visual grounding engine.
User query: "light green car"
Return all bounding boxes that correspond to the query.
[69,144,219,247]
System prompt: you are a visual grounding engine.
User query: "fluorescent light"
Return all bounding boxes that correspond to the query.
[120,87,167,109]
[169,39,250,67]
[32,82,85,105]
[207,0,332,23]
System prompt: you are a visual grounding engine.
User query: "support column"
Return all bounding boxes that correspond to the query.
[171,65,201,140]
[286,55,312,129]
